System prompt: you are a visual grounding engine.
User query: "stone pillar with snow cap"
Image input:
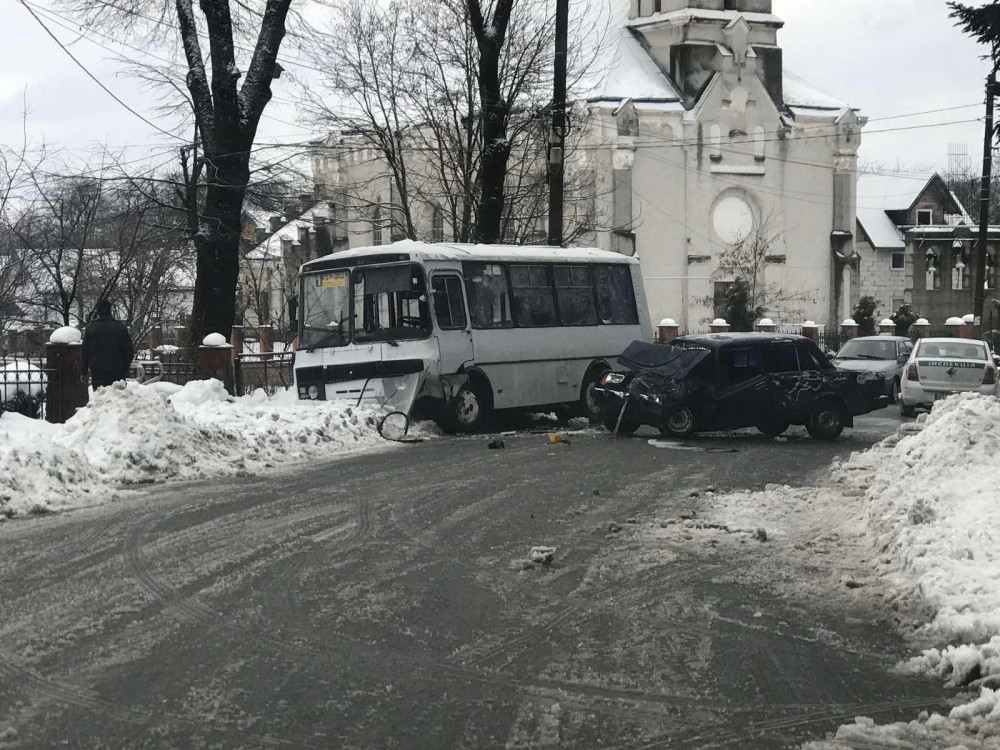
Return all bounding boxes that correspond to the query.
[841,318,859,341]
[657,318,680,344]
[756,318,777,333]
[198,332,235,395]
[259,325,274,354]
[878,318,897,336]
[801,321,820,344]
[174,325,187,347]
[947,316,967,339]
[912,318,931,339]
[709,318,730,334]
[45,326,88,424]
[961,313,976,340]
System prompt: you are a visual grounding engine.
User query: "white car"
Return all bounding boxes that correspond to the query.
[900,337,998,417]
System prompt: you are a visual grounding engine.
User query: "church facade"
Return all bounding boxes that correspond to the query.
[584,0,864,331]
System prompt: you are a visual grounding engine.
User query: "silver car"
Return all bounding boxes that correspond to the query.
[832,336,912,405]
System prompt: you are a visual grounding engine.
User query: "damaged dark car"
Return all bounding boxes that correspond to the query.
[594,333,888,441]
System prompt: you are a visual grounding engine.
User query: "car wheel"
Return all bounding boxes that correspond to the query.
[806,401,845,441]
[900,402,916,419]
[659,406,697,438]
[581,368,610,424]
[451,383,491,434]
[889,378,900,405]
[756,418,790,438]
[602,405,640,436]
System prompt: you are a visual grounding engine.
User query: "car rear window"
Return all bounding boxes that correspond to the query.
[917,342,988,360]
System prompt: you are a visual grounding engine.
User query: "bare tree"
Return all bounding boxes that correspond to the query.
[64,0,297,348]
[710,213,815,323]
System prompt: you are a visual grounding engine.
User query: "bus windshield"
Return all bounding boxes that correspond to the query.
[353,264,431,344]
[301,270,351,349]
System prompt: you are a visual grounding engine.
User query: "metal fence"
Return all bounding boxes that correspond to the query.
[0,357,52,419]
[234,352,294,397]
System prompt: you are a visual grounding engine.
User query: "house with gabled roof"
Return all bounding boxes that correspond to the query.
[583,0,865,329]
[855,171,1000,325]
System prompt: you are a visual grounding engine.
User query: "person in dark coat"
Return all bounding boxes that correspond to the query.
[81,299,133,388]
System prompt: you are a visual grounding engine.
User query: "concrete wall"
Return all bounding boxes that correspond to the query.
[856,235,910,317]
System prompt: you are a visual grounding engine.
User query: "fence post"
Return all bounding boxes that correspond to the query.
[709,318,730,334]
[755,318,777,333]
[841,318,859,341]
[259,325,273,354]
[174,325,187,347]
[148,324,163,352]
[801,321,821,344]
[878,318,897,336]
[198,332,235,395]
[911,318,931,339]
[961,313,977,339]
[946,316,967,338]
[45,327,88,424]
[230,325,244,354]
[657,318,680,344]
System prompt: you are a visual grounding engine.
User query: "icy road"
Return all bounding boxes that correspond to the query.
[0,412,955,748]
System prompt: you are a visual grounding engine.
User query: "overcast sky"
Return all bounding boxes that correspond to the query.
[0,0,993,176]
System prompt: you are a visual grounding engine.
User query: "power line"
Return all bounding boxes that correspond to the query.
[18,0,185,143]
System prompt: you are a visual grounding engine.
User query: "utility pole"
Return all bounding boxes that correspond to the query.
[547,0,569,247]
[974,67,998,333]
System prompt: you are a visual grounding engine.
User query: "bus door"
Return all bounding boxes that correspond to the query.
[430,272,474,374]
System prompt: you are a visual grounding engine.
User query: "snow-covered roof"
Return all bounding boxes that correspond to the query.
[586,4,681,105]
[856,207,905,250]
[304,240,639,269]
[246,202,334,261]
[856,173,946,213]
[783,70,850,112]
[627,8,783,30]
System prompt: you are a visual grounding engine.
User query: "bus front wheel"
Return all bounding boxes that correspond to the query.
[451,383,490,433]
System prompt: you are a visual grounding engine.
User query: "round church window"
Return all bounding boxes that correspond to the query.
[712,195,754,244]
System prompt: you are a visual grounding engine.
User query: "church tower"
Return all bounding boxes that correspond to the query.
[627,0,784,110]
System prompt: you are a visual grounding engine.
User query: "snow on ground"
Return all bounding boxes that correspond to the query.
[691,393,1000,749]
[0,379,425,518]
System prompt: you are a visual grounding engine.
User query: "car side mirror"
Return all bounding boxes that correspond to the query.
[897,355,908,364]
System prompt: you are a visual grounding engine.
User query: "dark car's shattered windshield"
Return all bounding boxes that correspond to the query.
[617,341,711,379]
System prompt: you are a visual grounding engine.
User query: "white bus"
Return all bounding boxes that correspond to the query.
[293,241,651,432]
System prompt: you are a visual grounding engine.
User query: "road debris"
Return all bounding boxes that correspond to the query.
[487,439,506,450]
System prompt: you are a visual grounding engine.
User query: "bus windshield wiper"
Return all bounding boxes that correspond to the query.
[375,319,399,347]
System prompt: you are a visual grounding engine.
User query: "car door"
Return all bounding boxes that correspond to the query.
[713,344,771,429]
[430,272,474,375]
[761,341,805,417]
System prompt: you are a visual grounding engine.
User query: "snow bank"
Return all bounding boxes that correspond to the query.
[806,393,1000,747]
[0,380,416,518]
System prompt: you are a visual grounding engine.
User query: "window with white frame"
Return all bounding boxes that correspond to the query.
[431,209,444,243]
[372,206,383,246]
[891,252,905,270]
[916,209,934,226]
[953,249,970,290]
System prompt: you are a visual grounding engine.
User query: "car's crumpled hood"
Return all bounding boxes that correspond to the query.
[833,358,898,375]
[617,341,711,378]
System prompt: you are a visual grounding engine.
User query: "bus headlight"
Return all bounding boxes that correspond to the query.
[307,385,320,400]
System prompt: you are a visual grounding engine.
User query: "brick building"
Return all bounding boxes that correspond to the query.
[856,172,1000,326]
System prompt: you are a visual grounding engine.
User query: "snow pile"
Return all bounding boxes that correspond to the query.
[855,393,1000,648]
[806,393,1000,747]
[0,380,413,518]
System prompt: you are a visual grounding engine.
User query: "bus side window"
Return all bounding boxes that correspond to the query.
[554,265,599,326]
[431,275,467,330]
[463,262,513,329]
[510,264,557,327]
[594,265,639,325]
